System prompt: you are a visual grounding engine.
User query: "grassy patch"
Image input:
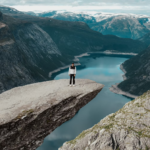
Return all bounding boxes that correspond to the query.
[127,126,150,138]
[102,123,114,131]
[109,113,116,121]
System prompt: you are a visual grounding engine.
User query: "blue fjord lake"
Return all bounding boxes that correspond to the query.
[37,53,133,150]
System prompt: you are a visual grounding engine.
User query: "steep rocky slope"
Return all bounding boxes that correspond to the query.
[0,79,104,150]
[59,90,150,150]
[117,46,150,96]
[139,32,150,45]
[0,12,66,93]
[0,12,35,92]
[0,11,147,93]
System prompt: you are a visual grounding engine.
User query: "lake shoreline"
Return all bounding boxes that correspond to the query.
[49,53,90,78]
[39,51,134,150]
[49,51,137,78]
[89,51,137,56]
[120,64,127,80]
[109,64,138,99]
[49,50,137,99]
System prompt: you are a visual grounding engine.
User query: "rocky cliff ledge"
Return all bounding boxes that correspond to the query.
[59,90,150,150]
[0,79,104,150]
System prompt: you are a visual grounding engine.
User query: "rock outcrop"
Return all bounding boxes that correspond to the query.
[59,90,150,150]
[0,79,104,150]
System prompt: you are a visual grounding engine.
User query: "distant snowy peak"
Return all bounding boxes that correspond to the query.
[38,10,150,17]
[94,14,150,22]
[1,5,150,40]
[36,10,150,39]
[37,10,150,23]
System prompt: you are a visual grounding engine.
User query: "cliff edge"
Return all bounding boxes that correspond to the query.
[0,79,104,150]
[59,90,150,150]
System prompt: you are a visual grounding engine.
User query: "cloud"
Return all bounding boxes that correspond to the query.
[1,0,150,14]
[1,0,150,6]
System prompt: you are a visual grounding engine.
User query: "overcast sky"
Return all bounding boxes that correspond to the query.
[1,0,150,15]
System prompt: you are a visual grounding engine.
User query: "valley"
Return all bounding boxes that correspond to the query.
[29,11,150,40]
[0,4,150,150]
[0,10,147,93]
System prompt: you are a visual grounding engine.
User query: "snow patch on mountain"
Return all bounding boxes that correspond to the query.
[39,10,150,23]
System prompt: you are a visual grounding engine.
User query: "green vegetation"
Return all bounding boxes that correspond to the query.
[67,130,91,145]
[102,123,114,130]
[15,109,34,120]
[127,126,150,138]
[116,147,120,150]
[109,113,116,121]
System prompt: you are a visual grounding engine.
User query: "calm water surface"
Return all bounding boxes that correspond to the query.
[37,53,133,150]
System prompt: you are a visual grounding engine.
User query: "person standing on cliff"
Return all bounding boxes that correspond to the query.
[68,63,76,87]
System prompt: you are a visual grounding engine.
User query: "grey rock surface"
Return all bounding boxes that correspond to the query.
[0,79,104,150]
[59,90,150,150]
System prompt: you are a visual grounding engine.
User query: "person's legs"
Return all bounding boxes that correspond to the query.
[70,74,73,85]
[73,75,75,85]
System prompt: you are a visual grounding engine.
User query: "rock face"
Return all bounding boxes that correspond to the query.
[139,31,150,45]
[0,11,2,19]
[59,90,150,150]
[0,79,104,150]
[0,12,64,93]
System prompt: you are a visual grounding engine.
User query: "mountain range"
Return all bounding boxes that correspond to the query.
[32,11,150,40]
[1,5,150,150]
[1,5,150,40]
[0,8,147,93]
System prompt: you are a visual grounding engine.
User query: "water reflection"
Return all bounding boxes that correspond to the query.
[37,53,133,150]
